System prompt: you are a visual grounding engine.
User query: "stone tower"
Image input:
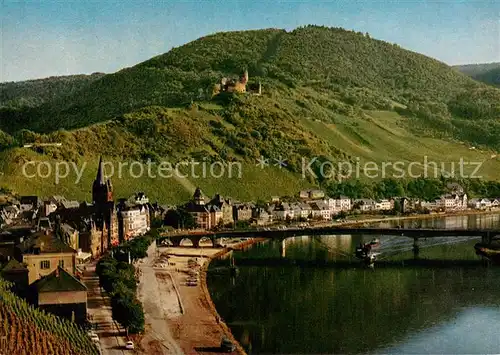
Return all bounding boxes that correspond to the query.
[193,187,205,205]
[240,69,249,85]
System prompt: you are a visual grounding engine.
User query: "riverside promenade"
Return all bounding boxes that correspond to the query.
[136,240,256,355]
[81,261,127,355]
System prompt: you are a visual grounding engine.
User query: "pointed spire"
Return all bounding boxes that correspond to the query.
[96,156,106,185]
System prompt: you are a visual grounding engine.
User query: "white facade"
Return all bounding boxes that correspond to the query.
[374,199,392,211]
[440,194,467,210]
[121,206,150,238]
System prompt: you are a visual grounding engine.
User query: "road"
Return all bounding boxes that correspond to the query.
[136,243,184,355]
[82,262,127,355]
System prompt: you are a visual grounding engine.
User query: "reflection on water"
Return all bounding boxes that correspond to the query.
[380,307,500,354]
[377,213,500,230]
[208,214,500,354]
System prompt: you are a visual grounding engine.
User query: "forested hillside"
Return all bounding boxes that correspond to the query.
[0,26,499,201]
[0,73,105,109]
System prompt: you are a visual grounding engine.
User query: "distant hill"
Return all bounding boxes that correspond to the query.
[453,62,500,76]
[453,62,500,87]
[473,67,500,87]
[0,26,499,201]
[0,73,105,109]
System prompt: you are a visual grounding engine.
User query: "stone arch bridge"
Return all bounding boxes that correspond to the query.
[158,227,500,249]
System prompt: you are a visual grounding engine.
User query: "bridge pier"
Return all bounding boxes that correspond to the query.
[171,238,181,247]
[481,232,492,245]
[413,237,420,259]
[280,239,286,258]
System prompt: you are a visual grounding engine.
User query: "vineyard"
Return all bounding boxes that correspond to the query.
[0,278,99,355]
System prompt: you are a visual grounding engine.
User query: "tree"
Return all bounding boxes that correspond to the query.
[337,210,348,220]
[178,207,196,229]
[164,206,196,229]
[393,199,402,215]
[110,293,145,334]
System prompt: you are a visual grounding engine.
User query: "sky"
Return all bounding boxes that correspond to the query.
[1,0,499,82]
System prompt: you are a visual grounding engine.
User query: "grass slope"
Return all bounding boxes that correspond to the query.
[0,26,499,202]
[1,109,498,204]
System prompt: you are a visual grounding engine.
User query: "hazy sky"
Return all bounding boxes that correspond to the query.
[1,0,499,82]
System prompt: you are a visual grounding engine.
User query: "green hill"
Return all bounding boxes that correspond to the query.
[0,26,499,202]
[453,62,500,77]
[453,62,500,87]
[473,67,500,87]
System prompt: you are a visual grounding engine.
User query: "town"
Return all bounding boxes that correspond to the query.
[0,158,500,353]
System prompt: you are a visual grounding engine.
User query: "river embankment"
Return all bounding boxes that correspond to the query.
[139,209,499,354]
[137,238,265,355]
[334,209,500,227]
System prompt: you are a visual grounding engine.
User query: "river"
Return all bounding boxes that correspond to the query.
[207,213,500,354]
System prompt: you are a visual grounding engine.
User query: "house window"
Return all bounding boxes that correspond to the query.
[40,260,50,269]
[58,260,64,268]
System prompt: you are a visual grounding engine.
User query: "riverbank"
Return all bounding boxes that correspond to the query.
[136,238,264,355]
[138,210,499,354]
[334,209,500,227]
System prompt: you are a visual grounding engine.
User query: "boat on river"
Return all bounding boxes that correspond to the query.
[355,238,380,263]
[474,241,500,264]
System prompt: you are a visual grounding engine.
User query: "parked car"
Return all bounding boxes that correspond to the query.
[125,341,135,350]
[220,337,236,352]
[88,331,99,343]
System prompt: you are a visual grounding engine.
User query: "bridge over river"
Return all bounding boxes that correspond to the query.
[159,226,500,248]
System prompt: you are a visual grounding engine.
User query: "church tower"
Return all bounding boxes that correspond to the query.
[92,156,113,204]
[91,157,117,249]
[193,187,205,205]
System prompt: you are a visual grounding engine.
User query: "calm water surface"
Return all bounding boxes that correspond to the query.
[208,214,500,354]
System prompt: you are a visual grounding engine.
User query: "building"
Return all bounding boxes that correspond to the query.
[233,203,253,222]
[42,200,58,217]
[1,258,29,296]
[132,192,149,205]
[272,203,294,220]
[79,219,107,258]
[209,205,223,228]
[299,189,325,200]
[374,199,392,211]
[469,198,493,210]
[336,196,352,211]
[252,207,272,225]
[59,223,79,251]
[31,267,87,325]
[439,194,468,210]
[117,200,150,241]
[19,196,41,211]
[184,187,211,229]
[295,202,312,220]
[208,194,234,226]
[420,199,440,211]
[92,157,119,246]
[355,199,376,212]
[213,69,261,95]
[16,230,77,285]
[309,201,331,220]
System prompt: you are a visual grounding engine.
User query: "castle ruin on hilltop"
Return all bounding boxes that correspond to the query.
[212,69,261,96]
